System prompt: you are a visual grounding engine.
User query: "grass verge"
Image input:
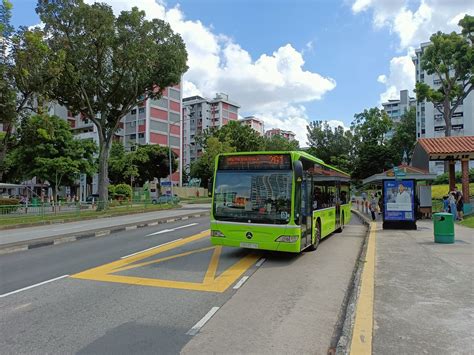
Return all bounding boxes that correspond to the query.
[459,214,474,228]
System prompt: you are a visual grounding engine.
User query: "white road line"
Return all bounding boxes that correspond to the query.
[186,307,220,336]
[233,276,249,290]
[0,275,69,298]
[146,229,173,236]
[173,223,198,230]
[256,258,266,267]
[120,238,183,259]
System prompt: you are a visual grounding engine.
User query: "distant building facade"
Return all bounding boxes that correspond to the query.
[382,89,416,139]
[239,116,264,135]
[265,128,296,141]
[182,93,240,175]
[413,41,474,174]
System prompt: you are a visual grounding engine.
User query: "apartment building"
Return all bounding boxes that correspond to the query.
[382,89,416,139]
[239,116,265,135]
[413,41,474,174]
[265,128,296,141]
[182,93,240,175]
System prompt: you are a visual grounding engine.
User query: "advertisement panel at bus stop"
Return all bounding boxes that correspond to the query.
[383,180,415,221]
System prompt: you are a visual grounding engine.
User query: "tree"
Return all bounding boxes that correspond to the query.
[198,121,264,152]
[131,145,177,185]
[37,0,187,208]
[6,114,96,201]
[351,108,395,180]
[306,121,353,172]
[0,0,64,181]
[263,134,299,151]
[389,107,416,164]
[190,137,235,187]
[415,15,473,137]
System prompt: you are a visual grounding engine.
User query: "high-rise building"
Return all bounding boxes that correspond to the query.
[413,41,474,174]
[182,93,240,175]
[239,116,264,135]
[265,128,296,141]
[382,89,416,139]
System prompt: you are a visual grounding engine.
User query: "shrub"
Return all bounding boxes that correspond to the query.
[114,184,132,199]
[0,198,20,214]
[108,185,116,199]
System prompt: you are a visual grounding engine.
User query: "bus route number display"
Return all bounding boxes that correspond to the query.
[219,154,291,170]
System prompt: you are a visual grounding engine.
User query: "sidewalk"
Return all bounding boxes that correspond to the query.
[0,204,210,253]
[353,212,473,354]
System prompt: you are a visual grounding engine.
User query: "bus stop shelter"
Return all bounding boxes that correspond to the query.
[362,165,437,229]
[412,136,474,213]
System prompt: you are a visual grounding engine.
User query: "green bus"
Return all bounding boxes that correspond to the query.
[210,151,351,253]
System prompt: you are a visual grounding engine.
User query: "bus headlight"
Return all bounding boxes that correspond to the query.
[211,230,225,237]
[275,235,299,243]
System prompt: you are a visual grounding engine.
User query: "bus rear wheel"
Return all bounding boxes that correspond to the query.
[308,220,321,251]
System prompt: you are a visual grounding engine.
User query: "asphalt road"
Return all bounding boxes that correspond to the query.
[0,215,365,354]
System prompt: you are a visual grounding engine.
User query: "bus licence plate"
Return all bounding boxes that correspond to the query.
[240,242,259,249]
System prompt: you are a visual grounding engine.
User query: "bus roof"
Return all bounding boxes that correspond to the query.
[217,151,350,177]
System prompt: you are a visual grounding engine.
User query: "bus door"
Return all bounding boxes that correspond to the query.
[300,174,312,249]
[335,180,341,228]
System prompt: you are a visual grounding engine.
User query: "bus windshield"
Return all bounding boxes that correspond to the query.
[213,170,292,224]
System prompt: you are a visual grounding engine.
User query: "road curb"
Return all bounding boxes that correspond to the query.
[0,211,210,256]
[334,209,372,355]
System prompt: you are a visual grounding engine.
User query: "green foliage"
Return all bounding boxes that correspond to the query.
[132,145,177,185]
[306,121,353,172]
[198,121,264,152]
[191,137,235,186]
[0,197,19,214]
[389,107,416,164]
[36,0,188,203]
[6,114,97,200]
[108,184,116,199]
[114,184,132,199]
[350,107,395,180]
[433,169,474,185]
[414,17,473,136]
[263,134,299,151]
[108,142,128,184]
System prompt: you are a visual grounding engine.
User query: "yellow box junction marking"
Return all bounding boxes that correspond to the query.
[71,230,260,293]
[350,222,376,354]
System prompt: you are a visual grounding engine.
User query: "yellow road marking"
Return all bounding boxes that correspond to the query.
[350,222,376,354]
[71,230,260,292]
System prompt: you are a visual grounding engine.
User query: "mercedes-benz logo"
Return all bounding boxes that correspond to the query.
[246,232,253,240]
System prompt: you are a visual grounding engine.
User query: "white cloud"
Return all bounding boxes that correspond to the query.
[89,0,336,135]
[351,0,474,49]
[377,51,416,103]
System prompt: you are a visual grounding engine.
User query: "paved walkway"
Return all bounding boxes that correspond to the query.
[0,204,210,248]
[352,211,473,355]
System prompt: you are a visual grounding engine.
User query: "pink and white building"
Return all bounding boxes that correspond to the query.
[182,93,240,176]
[239,116,264,135]
[265,128,296,141]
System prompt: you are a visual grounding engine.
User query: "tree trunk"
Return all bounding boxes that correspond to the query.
[97,138,111,211]
[0,124,12,182]
[443,99,451,137]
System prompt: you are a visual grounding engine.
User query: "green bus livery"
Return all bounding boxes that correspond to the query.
[210,151,351,253]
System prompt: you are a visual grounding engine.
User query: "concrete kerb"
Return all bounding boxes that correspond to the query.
[335,209,372,355]
[0,211,210,256]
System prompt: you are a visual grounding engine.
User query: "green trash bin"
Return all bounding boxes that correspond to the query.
[433,212,455,244]
[31,197,39,207]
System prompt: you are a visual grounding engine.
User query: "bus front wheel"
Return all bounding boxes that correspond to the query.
[308,220,321,251]
[336,213,344,233]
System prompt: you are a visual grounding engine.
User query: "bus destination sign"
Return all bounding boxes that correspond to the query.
[219,154,291,170]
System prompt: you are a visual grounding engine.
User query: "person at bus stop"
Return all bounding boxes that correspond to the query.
[448,192,457,221]
[453,186,464,221]
[369,194,377,221]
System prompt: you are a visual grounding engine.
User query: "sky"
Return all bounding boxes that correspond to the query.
[9,0,474,145]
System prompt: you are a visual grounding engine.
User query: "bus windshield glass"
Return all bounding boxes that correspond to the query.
[213,170,292,224]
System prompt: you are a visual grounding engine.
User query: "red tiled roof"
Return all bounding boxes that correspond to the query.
[418,136,474,155]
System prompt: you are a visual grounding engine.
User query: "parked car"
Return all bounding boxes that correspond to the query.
[85,194,100,204]
[152,194,180,204]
